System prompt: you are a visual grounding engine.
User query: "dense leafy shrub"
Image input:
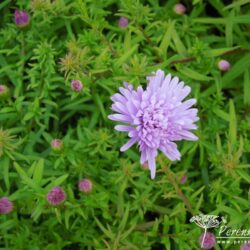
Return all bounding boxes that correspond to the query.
[0,0,250,249]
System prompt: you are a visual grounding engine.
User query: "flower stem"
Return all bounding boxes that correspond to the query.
[201,228,207,248]
[159,157,195,215]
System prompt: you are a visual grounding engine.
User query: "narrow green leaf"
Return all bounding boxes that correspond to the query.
[159,21,175,57]
[94,217,114,239]
[33,159,44,184]
[193,17,226,24]
[178,67,212,81]
[224,0,250,9]
[225,12,234,47]
[213,108,230,121]
[229,99,237,145]
[172,28,186,54]
[244,69,250,106]
[14,162,41,191]
[49,174,69,188]
[116,45,138,66]
[119,204,130,232]
[94,94,107,120]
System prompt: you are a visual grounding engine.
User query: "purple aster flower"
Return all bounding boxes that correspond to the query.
[118,17,128,28]
[241,243,250,250]
[79,179,93,193]
[14,10,30,28]
[218,59,230,71]
[47,186,66,205]
[51,139,63,152]
[173,3,186,15]
[0,197,13,215]
[71,80,83,92]
[108,69,198,179]
[199,232,216,249]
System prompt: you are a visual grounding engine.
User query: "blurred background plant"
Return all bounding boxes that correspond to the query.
[0,0,250,249]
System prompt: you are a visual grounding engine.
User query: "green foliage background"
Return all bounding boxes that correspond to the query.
[0,0,250,249]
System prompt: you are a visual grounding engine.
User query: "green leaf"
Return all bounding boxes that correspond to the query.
[94,217,114,239]
[224,0,250,9]
[159,21,175,58]
[222,54,250,86]
[33,159,44,184]
[244,69,250,106]
[178,67,212,81]
[48,174,69,188]
[116,45,138,66]
[14,162,41,191]
[229,99,237,146]
[94,94,107,121]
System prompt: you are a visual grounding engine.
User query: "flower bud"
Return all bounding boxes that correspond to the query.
[14,10,30,28]
[51,139,63,152]
[180,175,187,184]
[142,163,149,169]
[241,243,250,250]
[79,179,93,193]
[118,17,128,28]
[218,60,230,71]
[0,197,13,215]
[173,3,186,15]
[71,80,83,92]
[47,186,66,205]
[0,85,9,100]
[199,232,216,249]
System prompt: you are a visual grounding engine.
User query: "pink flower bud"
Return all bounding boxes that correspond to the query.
[0,85,9,99]
[118,17,128,28]
[180,175,188,184]
[71,80,83,92]
[0,197,13,214]
[14,10,30,28]
[218,60,230,71]
[51,139,63,152]
[173,3,186,15]
[199,232,216,249]
[79,179,93,193]
[142,163,149,169]
[47,186,66,205]
[241,243,250,250]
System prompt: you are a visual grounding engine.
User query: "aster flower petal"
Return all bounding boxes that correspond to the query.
[108,114,132,123]
[160,142,181,161]
[108,69,199,179]
[147,149,157,179]
[115,125,133,132]
[120,138,138,152]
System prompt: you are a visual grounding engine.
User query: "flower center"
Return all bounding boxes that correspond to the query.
[137,103,169,148]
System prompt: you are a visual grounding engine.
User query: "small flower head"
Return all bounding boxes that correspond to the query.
[180,175,188,184]
[218,60,230,71]
[199,232,216,249]
[0,85,9,100]
[51,139,63,152]
[14,10,30,28]
[118,17,128,28]
[71,80,83,92]
[241,243,250,250]
[0,197,13,215]
[173,3,186,15]
[79,179,93,193]
[47,186,66,205]
[108,70,198,179]
[0,129,17,157]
